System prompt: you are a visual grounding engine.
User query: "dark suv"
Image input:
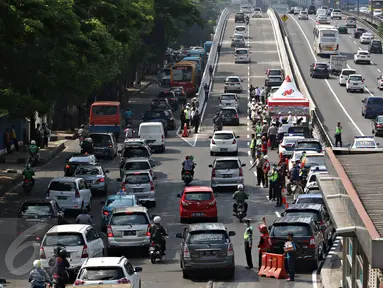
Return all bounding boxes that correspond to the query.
[269,216,325,269]
[369,39,382,54]
[158,91,178,110]
[310,62,330,79]
[281,204,335,251]
[308,5,316,14]
[293,138,322,153]
[354,27,367,39]
[235,13,245,23]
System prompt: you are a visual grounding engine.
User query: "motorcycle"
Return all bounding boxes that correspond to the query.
[149,240,163,264]
[23,178,33,195]
[234,203,247,222]
[213,122,223,132]
[51,273,65,288]
[28,154,39,167]
[182,171,193,185]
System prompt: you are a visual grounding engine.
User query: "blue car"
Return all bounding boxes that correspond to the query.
[100,194,139,232]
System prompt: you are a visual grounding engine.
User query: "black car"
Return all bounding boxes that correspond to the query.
[169,86,187,104]
[369,39,382,54]
[142,110,169,135]
[119,145,153,168]
[157,91,178,110]
[308,5,316,14]
[281,204,335,251]
[372,115,383,136]
[269,216,325,269]
[354,27,367,39]
[293,138,323,153]
[235,12,245,23]
[150,98,172,111]
[220,107,239,126]
[310,62,330,79]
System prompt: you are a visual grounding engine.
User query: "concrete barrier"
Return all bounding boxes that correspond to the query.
[344,11,382,28]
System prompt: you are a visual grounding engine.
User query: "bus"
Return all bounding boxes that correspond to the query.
[186,49,206,69]
[204,41,213,55]
[170,61,199,96]
[89,101,121,137]
[313,25,339,56]
[182,56,203,73]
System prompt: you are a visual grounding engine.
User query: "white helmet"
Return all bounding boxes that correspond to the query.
[153,216,161,224]
[33,259,42,268]
[237,184,244,191]
[31,140,36,145]
[263,155,268,159]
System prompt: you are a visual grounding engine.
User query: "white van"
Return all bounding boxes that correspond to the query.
[316,8,327,16]
[138,122,165,152]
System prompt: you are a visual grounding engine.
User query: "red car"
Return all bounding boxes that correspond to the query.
[177,186,217,223]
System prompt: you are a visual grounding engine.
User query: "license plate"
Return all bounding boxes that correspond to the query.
[57,196,67,200]
[226,103,231,105]
[361,56,365,58]
[201,250,216,256]
[223,174,232,178]
[220,148,228,152]
[149,247,155,251]
[133,188,144,193]
[147,140,155,143]
[192,213,205,216]
[124,231,136,236]
[86,181,93,184]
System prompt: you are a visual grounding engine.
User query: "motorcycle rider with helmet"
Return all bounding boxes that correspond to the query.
[23,164,35,187]
[81,137,94,154]
[51,249,70,286]
[29,140,40,164]
[182,155,195,177]
[245,15,250,24]
[29,260,51,288]
[124,124,134,138]
[232,184,249,214]
[78,124,88,142]
[76,208,92,225]
[150,216,168,255]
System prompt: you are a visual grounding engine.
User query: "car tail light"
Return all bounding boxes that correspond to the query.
[239,168,243,177]
[117,278,131,284]
[181,200,188,207]
[75,189,80,198]
[234,114,239,118]
[232,139,236,144]
[74,279,85,285]
[184,244,191,258]
[211,168,216,178]
[102,210,109,216]
[97,178,105,183]
[309,236,316,248]
[81,244,89,258]
[162,135,164,142]
[227,243,234,256]
[65,164,70,169]
[211,139,215,144]
[39,246,46,259]
[377,124,383,128]
[151,241,156,246]
[209,199,216,206]
[24,179,28,183]
[380,79,383,83]
[109,144,113,148]
[150,181,154,192]
[146,224,151,236]
[107,225,114,237]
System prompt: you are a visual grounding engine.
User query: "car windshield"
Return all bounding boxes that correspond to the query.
[215,160,239,169]
[214,133,234,140]
[49,181,76,191]
[333,9,341,12]
[349,75,362,81]
[43,233,85,246]
[111,212,149,225]
[355,140,376,148]
[184,192,212,201]
[359,52,369,56]
[226,78,240,83]
[188,231,229,244]
[297,197,324,205]
[124,161,150,171]
[124,174,149,184]
[269,70,281,75]
[122,148,149,158]
[284,211,320,221]
[75,166,102,176]
[272,224,312,237]
[315,64,327,70]
[296,142,322,149]
[236,27,246,32]
[221,95,236,100]
[20,203,54,217]
[300,12,307,14]
[372,41,382,46]
[368,97,383,105]
[89,134,111,146]
[78,267,125,281]
[106,198,135,207]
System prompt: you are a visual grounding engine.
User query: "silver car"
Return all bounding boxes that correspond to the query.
[74,165,109,195]
[224,76,242,93]
[119,170,156,207]
[89,133,117,159]
[107,206,152,252]
[120,157,154,179]
[209,157,246,191]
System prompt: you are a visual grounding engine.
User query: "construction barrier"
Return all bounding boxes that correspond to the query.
[258,252,288,279]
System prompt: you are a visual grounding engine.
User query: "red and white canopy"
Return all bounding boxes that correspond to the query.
[271,75,306,100]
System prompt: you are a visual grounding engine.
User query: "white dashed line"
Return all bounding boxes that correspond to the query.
[353,40,357,44]
[378,69,381,73]
[275,211,281,217]
[349,36,352,39]
[358,47,362,51]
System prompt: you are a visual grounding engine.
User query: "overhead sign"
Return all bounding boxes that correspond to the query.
[281,14,288,22]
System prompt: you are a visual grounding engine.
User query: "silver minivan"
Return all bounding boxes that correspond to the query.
[119,171,156,207]
[209,157,246,191]
[89,133,117,159]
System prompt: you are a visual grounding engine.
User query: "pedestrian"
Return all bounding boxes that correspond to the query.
[280,156,288,188]
[243,219,254,269]
[124,108,133,126]
[254,121,262,135]
[257,218,271,271]
[209,65,213,80]
[190,108,196,128]
[261,120,268,139]
[217,43,222,54]
[335,122,342,147]
[255,86,260,103]
[204,83,209,102]
[4,128,11,153]
[249,133,256,161]
[42,123,50,148]
[267,122,278,150]
[275,168,283,207]
[260,87,266,104]
[179,105,185,131]
[34,124,42,148]
[193,109,200,133]
[249,85,255,100]
[10,125,19,151]
[262,155,270,188]
[268,166,278,201]
[287,162,301,195]
[249,154,264,186]
[284,232,297,281]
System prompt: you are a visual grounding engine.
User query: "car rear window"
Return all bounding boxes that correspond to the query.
[306,156,325,166]
[106,198,135,207]
[78,267,125,281]
[347,17,356,20]
[333,9,341,12]
[271,224,313,237]
[49,181,76,191]
[368,97,383,105]
[355,140,376,148]
[43,233,85,246]
[342,70,355,76]
[111,212,149,225]
[226,78,240,83]
[75,166,102,175]
[372,41,382,46]
[89,134,111,146]
[284,211,320,221]
[124,174,150,184]
[215,160,239,169]
[236,27,246,32]
[20,203,54,217]
[221,109,236,117]
[296,141,321,149]
[188,231,229,244]
[214,133,234,140]
[221,95,236,100]
[123,148,149,158]
[268,70,281,75]
[124,161,150,171]
[296,197,324,205]
[349,75,362,81]
[185,192,213,201]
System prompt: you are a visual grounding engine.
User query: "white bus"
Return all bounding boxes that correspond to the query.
[313,25,339,56]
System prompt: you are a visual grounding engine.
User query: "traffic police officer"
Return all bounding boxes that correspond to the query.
[244,218,254,269]
[249,133,256,161]
[335,122,342,147]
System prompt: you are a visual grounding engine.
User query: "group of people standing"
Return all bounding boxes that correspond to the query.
[3,125,19,153]
[179,102,200,133]
[33,123,51,148]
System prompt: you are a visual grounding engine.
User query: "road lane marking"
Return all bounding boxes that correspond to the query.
[312,270,319,288]
[365,86,374,96]
[290,16,364,136]
[378,69,381,73]
[275,211,281,217]
[354,41,357,44]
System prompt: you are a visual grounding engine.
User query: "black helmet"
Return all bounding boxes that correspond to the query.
[82,207,88,214]
[59,249,67,258]
[53,246,62,257]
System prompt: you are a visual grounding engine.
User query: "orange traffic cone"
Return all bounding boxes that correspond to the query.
[282,195,288,208]
[182,123,189,137]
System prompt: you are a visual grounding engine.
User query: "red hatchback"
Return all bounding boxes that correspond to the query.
[177,186,217,223]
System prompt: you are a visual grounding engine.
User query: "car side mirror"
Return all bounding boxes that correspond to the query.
[105,170,110,173]
[241,163,246,167]
[236,136,240,138]
[100,201,105,205]
[209,136,212,138]
[117,178,122,182]
[176,233,183,238]
[134,267,143,273]
[208,164,213,168]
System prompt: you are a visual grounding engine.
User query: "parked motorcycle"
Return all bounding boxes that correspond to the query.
[23,178,33,195]
[234,203,246,222]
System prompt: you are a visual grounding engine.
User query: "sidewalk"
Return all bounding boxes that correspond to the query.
[320,237,343,288]
[121,75,156,108]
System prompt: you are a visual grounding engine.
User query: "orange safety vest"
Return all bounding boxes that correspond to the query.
[263,160,270,173]
[261,141,267,153]
[258,233,271,251]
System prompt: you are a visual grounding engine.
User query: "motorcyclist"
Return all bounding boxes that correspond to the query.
[232,184,249,214]
[81,137,94,154]
[245,15,250,23]
[51,249,70,285]
[124,124,134,138]
[150,216,168,255]
[76,208,92,225]
[78,124,88,141]
[29,260,51,288]
[22,164,35,187]
[182,155,195,177]
[29,140,40,163]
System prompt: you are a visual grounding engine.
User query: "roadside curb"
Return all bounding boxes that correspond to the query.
[319,240,343,288]
[0,173,23,196]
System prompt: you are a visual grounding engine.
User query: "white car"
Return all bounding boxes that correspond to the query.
[46,177,92,211]
[316,14,330,24]
[346,74,364,92]
[377,75,383,90]
[288,150,324,170]
[354,50,370,64]
[373,9,382,16]
[350,136,379,148]
[253,7,262,17]
[339,68,356,85]
[360,32,374,44]
[74,256,142,286]
[224,76,242,93]
[40,224,105,271]
[298,11,308,19]
[234,48,251,63]
[234,25,247,36]
[360,7,368,13]
[278,135,305,158]
[331,9,342,19]
[209,130,239,155]
[219,93,239,110]
[294,6,303,15]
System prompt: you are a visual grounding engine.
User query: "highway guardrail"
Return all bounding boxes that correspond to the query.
[344,11,382,30]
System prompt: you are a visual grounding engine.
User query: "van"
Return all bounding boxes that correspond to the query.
[361,96,383,118]
[138,122,165,152]
[316,8,326,16]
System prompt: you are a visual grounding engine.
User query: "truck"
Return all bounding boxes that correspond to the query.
[329,55,347,75]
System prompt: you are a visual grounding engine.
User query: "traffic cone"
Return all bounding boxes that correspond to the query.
[282,195,288,208]
[182,123,189,137]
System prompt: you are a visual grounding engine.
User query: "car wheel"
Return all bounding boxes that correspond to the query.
[180,218,186,224]
[210,151,214,156]
[182,269,189,279]
[346,88,349,92]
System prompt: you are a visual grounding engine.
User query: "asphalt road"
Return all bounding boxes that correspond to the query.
[285,13,383,145]
[0,12,314,288]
